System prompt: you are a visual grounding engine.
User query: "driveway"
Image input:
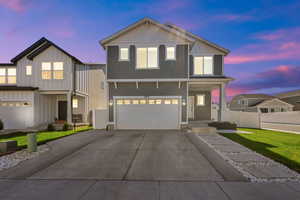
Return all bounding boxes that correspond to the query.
[29,130,227,181]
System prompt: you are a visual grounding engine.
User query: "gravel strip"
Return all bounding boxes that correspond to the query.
[0,145,50,171]
[197,133,300,183]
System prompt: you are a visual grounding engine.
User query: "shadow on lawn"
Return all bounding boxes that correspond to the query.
[219,133,300,174]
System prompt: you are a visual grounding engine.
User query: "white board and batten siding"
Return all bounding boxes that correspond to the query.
[17,45,73,91]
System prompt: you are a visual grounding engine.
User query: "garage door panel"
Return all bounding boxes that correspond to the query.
[0,107,33,129]
[116,98,180,130]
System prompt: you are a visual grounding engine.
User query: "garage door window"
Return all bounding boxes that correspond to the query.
[140,99,146,104]
[172,99,179,104]
[117,100,123,105]
[149,100,155,104]
[155,100,162,104]
[164,100,171,104]
[0,101,31,107]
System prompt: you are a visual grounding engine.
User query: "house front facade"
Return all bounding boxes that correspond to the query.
[0,38,106,129]
[101,18,233,130]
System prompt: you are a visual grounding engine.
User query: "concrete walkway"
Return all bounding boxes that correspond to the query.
[0,130,299,199]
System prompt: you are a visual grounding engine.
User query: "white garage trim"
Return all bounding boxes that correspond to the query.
[113,96,182,129]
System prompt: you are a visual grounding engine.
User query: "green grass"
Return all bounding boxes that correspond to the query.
[0,126,92,147]
[219,128,300,173]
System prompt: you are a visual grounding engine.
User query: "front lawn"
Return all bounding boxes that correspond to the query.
[219,128,300,173]
[0,126,92,147]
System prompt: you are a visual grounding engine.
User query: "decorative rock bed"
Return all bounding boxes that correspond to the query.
[197,133,300,183]
[0,145,50,171]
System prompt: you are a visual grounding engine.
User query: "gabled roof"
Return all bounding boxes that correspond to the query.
[237,94,274,99]
[251,98,294,107]
[276,89,300,98]
[11,37,83,64]
[100,17,230,55]
[0,63,15,66]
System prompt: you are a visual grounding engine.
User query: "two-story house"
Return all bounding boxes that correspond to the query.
[100,18,233,129]
[276,89,300,111]
[0,37,106,129]
[229,94,294,113]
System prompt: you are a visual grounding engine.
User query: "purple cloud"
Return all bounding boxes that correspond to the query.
[0,0,31,12]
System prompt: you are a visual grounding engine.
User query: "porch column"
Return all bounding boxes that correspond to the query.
[67,92,72,124]
[218,83,227,121]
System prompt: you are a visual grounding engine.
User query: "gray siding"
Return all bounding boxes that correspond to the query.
[189,91,211,120]
[108,82,187,122]
[75,64,88,94]
[107,45,188,79]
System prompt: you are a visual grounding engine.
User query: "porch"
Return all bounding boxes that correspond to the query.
[187,78,232,123]
[37,91,88,125]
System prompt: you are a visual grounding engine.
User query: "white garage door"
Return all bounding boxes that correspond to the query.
[0,101,34,129]
[115,97,180,129]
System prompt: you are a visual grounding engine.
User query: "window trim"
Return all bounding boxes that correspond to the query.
[165,46,176,60]
[196,94,205,106]
[136,47,159,70]
[26,65,32,76]
[119,47,129,61]
[193,55,214,76]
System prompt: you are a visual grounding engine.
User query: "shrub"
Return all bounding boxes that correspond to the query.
[62,123,70,131]
[208,121,237,130]
[0,119,3,130]
[47,124,55,131]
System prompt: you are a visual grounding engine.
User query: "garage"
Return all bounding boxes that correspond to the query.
[0,90,34,129]
[115,97,181,129]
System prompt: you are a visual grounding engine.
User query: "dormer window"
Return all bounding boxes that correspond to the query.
[136,47,158,69]
[119,47,129,61]
[193,56,213,75]
[166,47,175,60]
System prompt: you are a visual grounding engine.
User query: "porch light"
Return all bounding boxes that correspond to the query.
[109,100,113,106]
[182,99,186,106]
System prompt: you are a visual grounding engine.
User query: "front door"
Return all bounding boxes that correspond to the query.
[188,96,194,119]
[58,101,67,121]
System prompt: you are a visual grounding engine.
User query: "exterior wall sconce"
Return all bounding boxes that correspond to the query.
[109,100,113,106]
[182,99,186,106]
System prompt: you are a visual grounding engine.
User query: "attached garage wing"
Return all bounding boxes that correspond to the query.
[115,97,181,130]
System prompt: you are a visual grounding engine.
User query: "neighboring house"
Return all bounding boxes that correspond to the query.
[0,37,106,129]
[229,94,294,113]
[276,89,300,111]
[100,18,233,130]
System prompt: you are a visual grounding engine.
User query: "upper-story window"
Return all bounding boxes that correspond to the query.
[166,47,175,60]
[26,65,32,76]
[193,56,213,75]
[119,47,129,61]
[0,68,16,84]
[53,62,64,80]
[41,62,64,80]
[136,47,158,69]
[42,62,52,80]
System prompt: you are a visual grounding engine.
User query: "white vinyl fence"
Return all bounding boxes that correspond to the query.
[223,111,261,128]
[93,109,108,129]
[261,111,300,133]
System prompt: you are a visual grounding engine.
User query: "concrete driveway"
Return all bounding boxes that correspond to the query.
[29,130,231,181]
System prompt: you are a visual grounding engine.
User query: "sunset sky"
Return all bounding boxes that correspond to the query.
[1,0,300,100]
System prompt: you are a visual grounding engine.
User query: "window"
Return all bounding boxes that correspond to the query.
[0,68,6,84]
[149,99,155,104]
[117,100,123,105]
[193,56,213,75]
[197,95,205,106]
[165,100,171,104]
[42,62,51,80]
[132,100,139,104]
[120,48,129,60]
[172,99,179,104]
[136,47,158,69]
[7,68,16,84]
[53,62,63,80]
[26,65,32,76]
[260,108,268,113]
[155,99,162,104]
[166,47,175,60]
[72,98,78,108]
[140,99,146,104]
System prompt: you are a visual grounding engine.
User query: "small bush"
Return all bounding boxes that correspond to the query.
[0,119,3,130]
[208,121,237,130]
[62,123,70,131]
[47,124,55,131]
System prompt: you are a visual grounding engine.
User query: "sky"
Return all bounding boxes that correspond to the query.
[1,0,300,101]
